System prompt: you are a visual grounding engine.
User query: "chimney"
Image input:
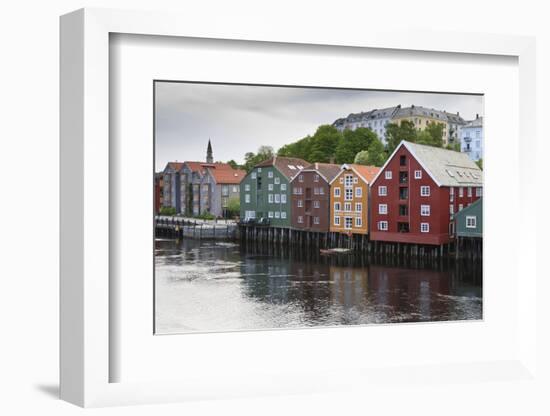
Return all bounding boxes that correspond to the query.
[315,162,319,170]
[457,111,460,116]
[476,113,479,119]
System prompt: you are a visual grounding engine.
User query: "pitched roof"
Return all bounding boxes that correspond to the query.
[464,116,483,128]
[373,141,483,187]
[255,156,309,179]
[294,162,341,183]
[349,164,381,184]
[206,166,246,184]
[163,162,184,172]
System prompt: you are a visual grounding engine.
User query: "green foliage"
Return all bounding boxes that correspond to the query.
[195,212,216,220]
[476,158,483,170]
[353,139,387,167]
[334,128,377,164]
[445,142,461,152]
[243,146,274,172]
[417,123,444,147]
[226,196,240,218]
[385,121,417,153]
[227,159,240,169]
[159,206,177,216]
[308,125,341,163]
[277,135,313,160]
[353,150,370,165]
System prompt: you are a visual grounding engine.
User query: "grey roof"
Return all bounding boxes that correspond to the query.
[463,116,483,128]
[403,141,483,187]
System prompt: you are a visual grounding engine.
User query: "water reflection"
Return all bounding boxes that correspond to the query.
[155,238,482,334]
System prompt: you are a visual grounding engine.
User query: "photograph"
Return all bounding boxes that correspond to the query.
[154,81,484,334]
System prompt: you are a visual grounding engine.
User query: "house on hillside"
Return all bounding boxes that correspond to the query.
[329,164,380,235]
[240,156,309,227]
[460,114,483,162]
[370,141,483,246]
[290,162,341,232]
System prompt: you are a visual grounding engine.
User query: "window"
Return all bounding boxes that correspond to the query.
[476,187,482,197]
[281,212,287,219]
[459,203,463,211]
[314,216,320,225]
[355,217,362,227]
[281,183,287,191]
[281,194,287,203]
[420,186,430,196]
[420,223,430,233]
[268,183,273,191]
[379,204,388,214]
[414,170,422,179]
[268,194,273,203]
[294,187,302,195]
[251,172,257,179]
[334,202,341,211]
[353,177,358,184]
[275,211,280,219]
[268,171,273,178]
[385,171,392,180]
[378,221,388,231]
[314,174,319,182]
[274,177,280,185]
[378,186,387,196]
[245,184,250,191]
[334,216,340,226]
[344,175,353,187]
[258,168,262,173]
[334,187,341,197]
[450,187,454,195]
[299,175,304,182]
[274,194,280,203]
[268,211,274,218]
[355,203,362,212]
[233,186,238,193]
[467,187,472,197]
[344,202,352,212]
[399,205,408,216]
[314,187,319,195]
[420,205,430,216]
[339,177,343,183]
[449,204,454,215]
[297,199,303,208]
[400,155,407,166]
[466,216,477,228]
[355,187,362,197]
[245,194,250,203]
[459,187,464,197]
[319,187,324,195]
[344,217,353,229]
[313,200,320,208]
[344,188,353,201]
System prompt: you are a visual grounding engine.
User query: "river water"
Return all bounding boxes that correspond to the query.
[155,238,482,334]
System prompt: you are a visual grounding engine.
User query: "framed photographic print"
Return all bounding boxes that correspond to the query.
[60,8,539,408]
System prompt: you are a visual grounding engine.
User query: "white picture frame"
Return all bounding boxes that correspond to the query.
[60,8,539,408]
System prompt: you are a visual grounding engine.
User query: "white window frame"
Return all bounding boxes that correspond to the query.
[298,175,304,182]
[459,187,464,197]
[334,202,341,211]
[420,222,430,233]
[466,215,477,228]
[355,187,362,197]
[378,186,387,196]
[297,199,303,208]
[244,184,250,191]
[268,171,273,178]
[314,174,319,182]
[378,221,388,231]
[414,170,422,179]
[281,212,287,219]
[334,216,340,226]
[420,204,430,216]
[345,188,353,201]
[379,204,388,215]
[268,194,274,203]
[275,211,280,219]
[281,194,287,204]
[274,194,280,203]
[450,204,454,215]
[467,187,472,197]
[281,183,287,191]
[344,217,353,229]
[355,202,362,212]
[334,187,341,197]
[268,211,274,218]
[268,183,273,191]
[385,171,392,180]
[245,194,250,203]
[313,200,320,208]
[355,217,362,227]
[319,187,324,195]
[251,172,257,179]
[344,175,353,187]
[314,216,320,224]
[420,186,430,197]
[476,187,482,197]
[274,177,280,185]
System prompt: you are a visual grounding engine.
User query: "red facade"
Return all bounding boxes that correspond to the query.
[370,145,481,245]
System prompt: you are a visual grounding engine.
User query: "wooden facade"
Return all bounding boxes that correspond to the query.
[329,164,380,235]
[370,141,482,246]
[290,163,340,232]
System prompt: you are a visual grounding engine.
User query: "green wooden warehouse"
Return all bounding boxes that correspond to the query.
[240,156,309,228]
[453,197,482,238]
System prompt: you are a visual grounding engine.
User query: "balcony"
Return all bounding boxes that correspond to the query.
[399,187,409,201]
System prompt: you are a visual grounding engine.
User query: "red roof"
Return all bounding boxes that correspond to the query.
[164,162,184,171]
[206,166,246,184]
[349,164,380,184]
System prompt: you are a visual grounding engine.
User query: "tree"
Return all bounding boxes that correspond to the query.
[277,135,313,160]
[417,123,444,147]
[243,146,274,172]
[353,139,387,167]
[385,121,417,153]
[335,128,377,164]
[445,142,461,152]
[226,196,240,218]
[159,206,176,216]
[227,159,239,169]
[308,125,341,163]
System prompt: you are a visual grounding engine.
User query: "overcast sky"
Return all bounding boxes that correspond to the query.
[155,82,483,170]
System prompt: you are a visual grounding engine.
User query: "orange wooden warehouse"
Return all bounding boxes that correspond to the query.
[329,164,380,235]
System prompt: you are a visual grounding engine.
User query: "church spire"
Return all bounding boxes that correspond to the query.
[206,139,213,163]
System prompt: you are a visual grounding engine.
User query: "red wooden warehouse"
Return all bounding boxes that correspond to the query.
[370,141,483,246]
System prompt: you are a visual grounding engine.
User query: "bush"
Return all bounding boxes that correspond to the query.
[195,212,216,220]
[159,206,177,216]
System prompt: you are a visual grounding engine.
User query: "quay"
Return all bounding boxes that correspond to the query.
[155,216,238,240]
